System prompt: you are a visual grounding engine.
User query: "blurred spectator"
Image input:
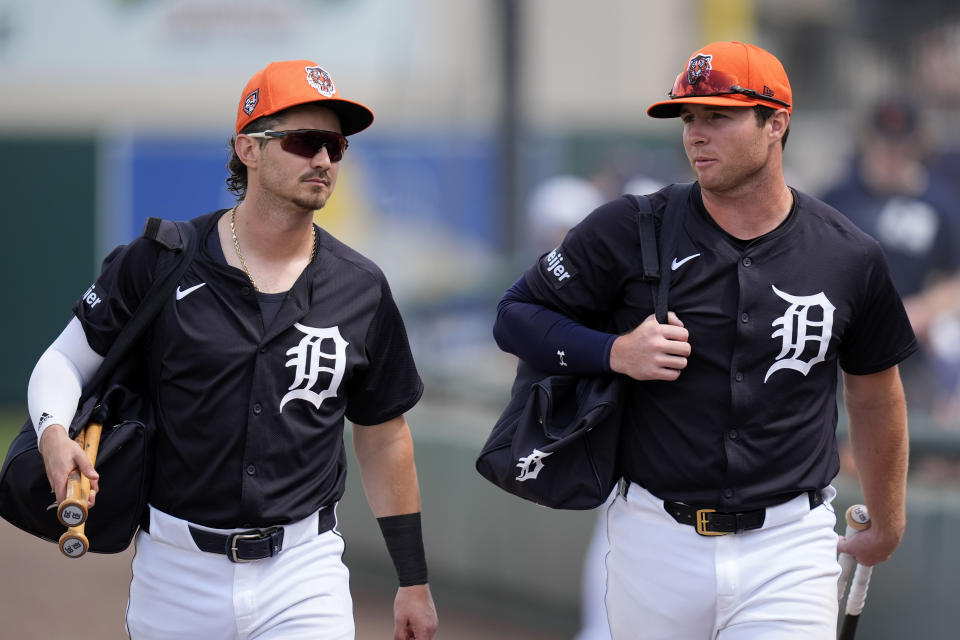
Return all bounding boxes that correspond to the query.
[525,175,605,256]
[821,99,960,428]
[622,176,666,199]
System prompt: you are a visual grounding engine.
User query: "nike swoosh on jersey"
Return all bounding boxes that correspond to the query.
[175,282,206,300]
[671,253,701,271]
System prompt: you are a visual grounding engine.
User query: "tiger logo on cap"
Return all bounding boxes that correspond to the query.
[687,54,712,85]
[306,66,336,97]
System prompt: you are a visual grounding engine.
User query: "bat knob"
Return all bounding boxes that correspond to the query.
[59,531,89,558]
[57,502,87,527]
[845,504,871,531]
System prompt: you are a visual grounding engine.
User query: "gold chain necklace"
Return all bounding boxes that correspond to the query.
[230,207,316,293]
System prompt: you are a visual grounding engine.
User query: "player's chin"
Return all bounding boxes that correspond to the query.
[293,190,330,211]
[696,171,738,193]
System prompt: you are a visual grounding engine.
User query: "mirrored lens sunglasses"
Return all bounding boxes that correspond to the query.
[246,129,349,162]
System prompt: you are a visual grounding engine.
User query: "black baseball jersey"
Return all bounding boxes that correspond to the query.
[74,210,423,528]
[519,183,918,511]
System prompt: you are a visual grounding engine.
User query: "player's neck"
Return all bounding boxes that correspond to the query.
[218,200,316,293]
[233,197,315,257]
[700,171,792,241]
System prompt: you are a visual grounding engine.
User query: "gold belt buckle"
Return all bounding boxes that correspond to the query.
[695,508,728,536]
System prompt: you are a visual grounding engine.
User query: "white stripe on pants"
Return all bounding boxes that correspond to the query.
[126,505,354,640]
[605,485,840,640]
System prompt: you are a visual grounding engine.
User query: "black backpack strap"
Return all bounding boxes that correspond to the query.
[624,194,659,283]
[143,217,186,251]
[79,219,198,408]
[653,183,693,324]
[624,185,692,324]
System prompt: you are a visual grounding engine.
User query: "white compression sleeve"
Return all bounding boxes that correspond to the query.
[28,317,104,440]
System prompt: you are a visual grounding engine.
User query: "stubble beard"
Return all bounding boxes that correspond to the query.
[694,151,767,195]
[258,164,332,213]
[290,175,334,211]
[293,190,328,211]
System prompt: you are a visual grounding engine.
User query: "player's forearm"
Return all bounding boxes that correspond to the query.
[493,278,613,375]
[843,369,909,545]
[353,415,422,517]
[353,415,431,590]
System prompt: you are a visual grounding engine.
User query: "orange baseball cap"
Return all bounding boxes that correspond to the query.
[236,60,374,135]
[647,41,792,118]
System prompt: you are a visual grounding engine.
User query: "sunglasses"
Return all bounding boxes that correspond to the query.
[669,69,791,109]
[245,129,349,162]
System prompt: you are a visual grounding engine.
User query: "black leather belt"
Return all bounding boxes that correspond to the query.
[189,505,335,563]
[663,489,823,537]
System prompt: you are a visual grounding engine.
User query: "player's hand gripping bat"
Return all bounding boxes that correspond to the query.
[838,504,872,640]
[57,419,103,558]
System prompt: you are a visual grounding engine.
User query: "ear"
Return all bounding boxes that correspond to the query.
[235,134,260,169]
[767,109,790,144]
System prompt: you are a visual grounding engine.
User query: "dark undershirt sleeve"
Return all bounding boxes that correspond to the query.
[493,278,615,375]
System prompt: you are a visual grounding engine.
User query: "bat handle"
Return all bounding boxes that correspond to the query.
[836,523,856,600]
[838,504,873,639]
[56,422,103,531]
[838,504,870,602]
[57,431,90,527]
[845,563,874,615]
[57,469,88,527]
[82,422,103,466]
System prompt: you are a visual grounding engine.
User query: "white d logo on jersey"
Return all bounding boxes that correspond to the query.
[764,285,835,383]
[280,323,348,412]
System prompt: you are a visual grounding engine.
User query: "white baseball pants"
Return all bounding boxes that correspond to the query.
[605,484,840,639]
[126,505,353,639]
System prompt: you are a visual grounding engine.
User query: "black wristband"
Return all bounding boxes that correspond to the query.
[376,512,428,587]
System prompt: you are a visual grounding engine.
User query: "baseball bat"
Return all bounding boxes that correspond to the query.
[837,503,869,600]
[58,421,104,559]
[57,430,92,527]
[838,504,872,640]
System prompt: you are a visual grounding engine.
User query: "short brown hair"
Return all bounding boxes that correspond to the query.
[754,105,789,149]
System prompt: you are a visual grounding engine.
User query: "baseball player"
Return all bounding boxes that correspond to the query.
[493,41,915,638]
[29,60,438,639]
[821,99,960,422]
